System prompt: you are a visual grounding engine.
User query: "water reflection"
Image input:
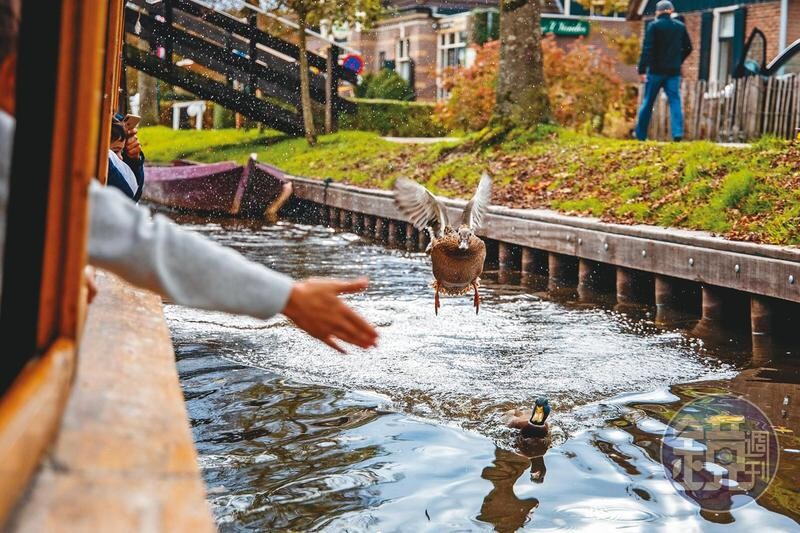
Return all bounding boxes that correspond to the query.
[164,216,800,531]
[477,449,540,531]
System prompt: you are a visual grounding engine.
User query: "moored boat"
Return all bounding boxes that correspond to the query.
[143,157,292,217]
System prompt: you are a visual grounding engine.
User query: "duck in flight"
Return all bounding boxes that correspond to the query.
[393,173,492,315]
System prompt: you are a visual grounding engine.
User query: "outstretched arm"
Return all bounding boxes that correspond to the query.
[88,182,378,352]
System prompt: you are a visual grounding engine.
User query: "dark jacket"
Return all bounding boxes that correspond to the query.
[124,152,145,202]
[107,152,146,202]
[638,14,693,76]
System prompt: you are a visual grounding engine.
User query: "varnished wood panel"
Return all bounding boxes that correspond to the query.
[0,340,76,526]
[96,0,125,185]
[38,0,109,348]
[8,273,215,532]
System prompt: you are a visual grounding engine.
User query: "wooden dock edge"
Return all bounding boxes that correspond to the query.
[283,175,800,304]
[7,272,215,532]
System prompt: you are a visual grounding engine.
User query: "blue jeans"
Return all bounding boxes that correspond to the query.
[635,74,683,141]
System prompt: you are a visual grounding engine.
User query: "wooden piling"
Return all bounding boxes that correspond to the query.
[374,217,386,242]
[498,243,511,270]
[338,209,350,230]
[655,275,682,324]
[616,267,653,307]
[751,295,774,336]
[578,259,604,290]
[483,239,500,268]
[329,207,340,228]
[363,215,375,237]
[405,224,417,251]
[548,253,577,289]
[751,296,777,364]
[521,247,547,277]
[701,285,725,323]
[521,247,536,274]
[387,220,398,247]
[352,212,363,235]
[578,259,611,301]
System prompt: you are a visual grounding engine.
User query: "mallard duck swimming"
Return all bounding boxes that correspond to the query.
[502,397,552,441]
[393,173,492,315]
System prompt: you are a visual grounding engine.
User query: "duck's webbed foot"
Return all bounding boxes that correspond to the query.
[472,280,480,315]
[434,280,441,316]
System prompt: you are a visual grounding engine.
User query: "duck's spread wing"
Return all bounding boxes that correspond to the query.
[460,172,492,230]
[393,177,449,237]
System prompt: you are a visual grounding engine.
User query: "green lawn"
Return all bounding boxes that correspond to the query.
[140,126,800,245]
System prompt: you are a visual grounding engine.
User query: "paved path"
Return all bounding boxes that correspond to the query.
[381,136,460,144]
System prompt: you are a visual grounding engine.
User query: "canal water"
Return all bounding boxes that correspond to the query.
[163,214,800,531]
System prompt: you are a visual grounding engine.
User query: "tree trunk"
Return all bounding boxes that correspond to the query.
[297,14,317,145]
[494,0,551,129]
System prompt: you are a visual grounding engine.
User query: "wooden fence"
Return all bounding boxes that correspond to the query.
[646,74,800,142]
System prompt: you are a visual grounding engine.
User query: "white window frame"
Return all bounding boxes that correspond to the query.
[396,37,411,82]
[709,5,739,84]
[436,29,469,100]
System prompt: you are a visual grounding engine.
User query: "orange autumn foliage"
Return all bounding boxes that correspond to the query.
[435,40,499,132]
[435,36,626,133]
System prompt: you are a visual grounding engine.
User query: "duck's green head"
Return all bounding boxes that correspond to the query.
[529,397,550,426]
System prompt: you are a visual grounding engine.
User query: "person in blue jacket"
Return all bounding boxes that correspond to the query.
[634,0,693,142]
[107,115,145,201]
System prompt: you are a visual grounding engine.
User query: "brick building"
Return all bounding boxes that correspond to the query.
[339,0,640,101]
[627,0,800,82]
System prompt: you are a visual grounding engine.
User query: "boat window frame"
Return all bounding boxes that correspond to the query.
[0,0,116,524]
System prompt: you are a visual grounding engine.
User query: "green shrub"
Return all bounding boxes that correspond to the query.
[340,99,448,137]
[356,69,414,101]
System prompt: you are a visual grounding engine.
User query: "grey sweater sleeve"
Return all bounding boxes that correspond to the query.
[88,181,294,319]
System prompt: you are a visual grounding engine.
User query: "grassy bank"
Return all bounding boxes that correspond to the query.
[140,126,800,245]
